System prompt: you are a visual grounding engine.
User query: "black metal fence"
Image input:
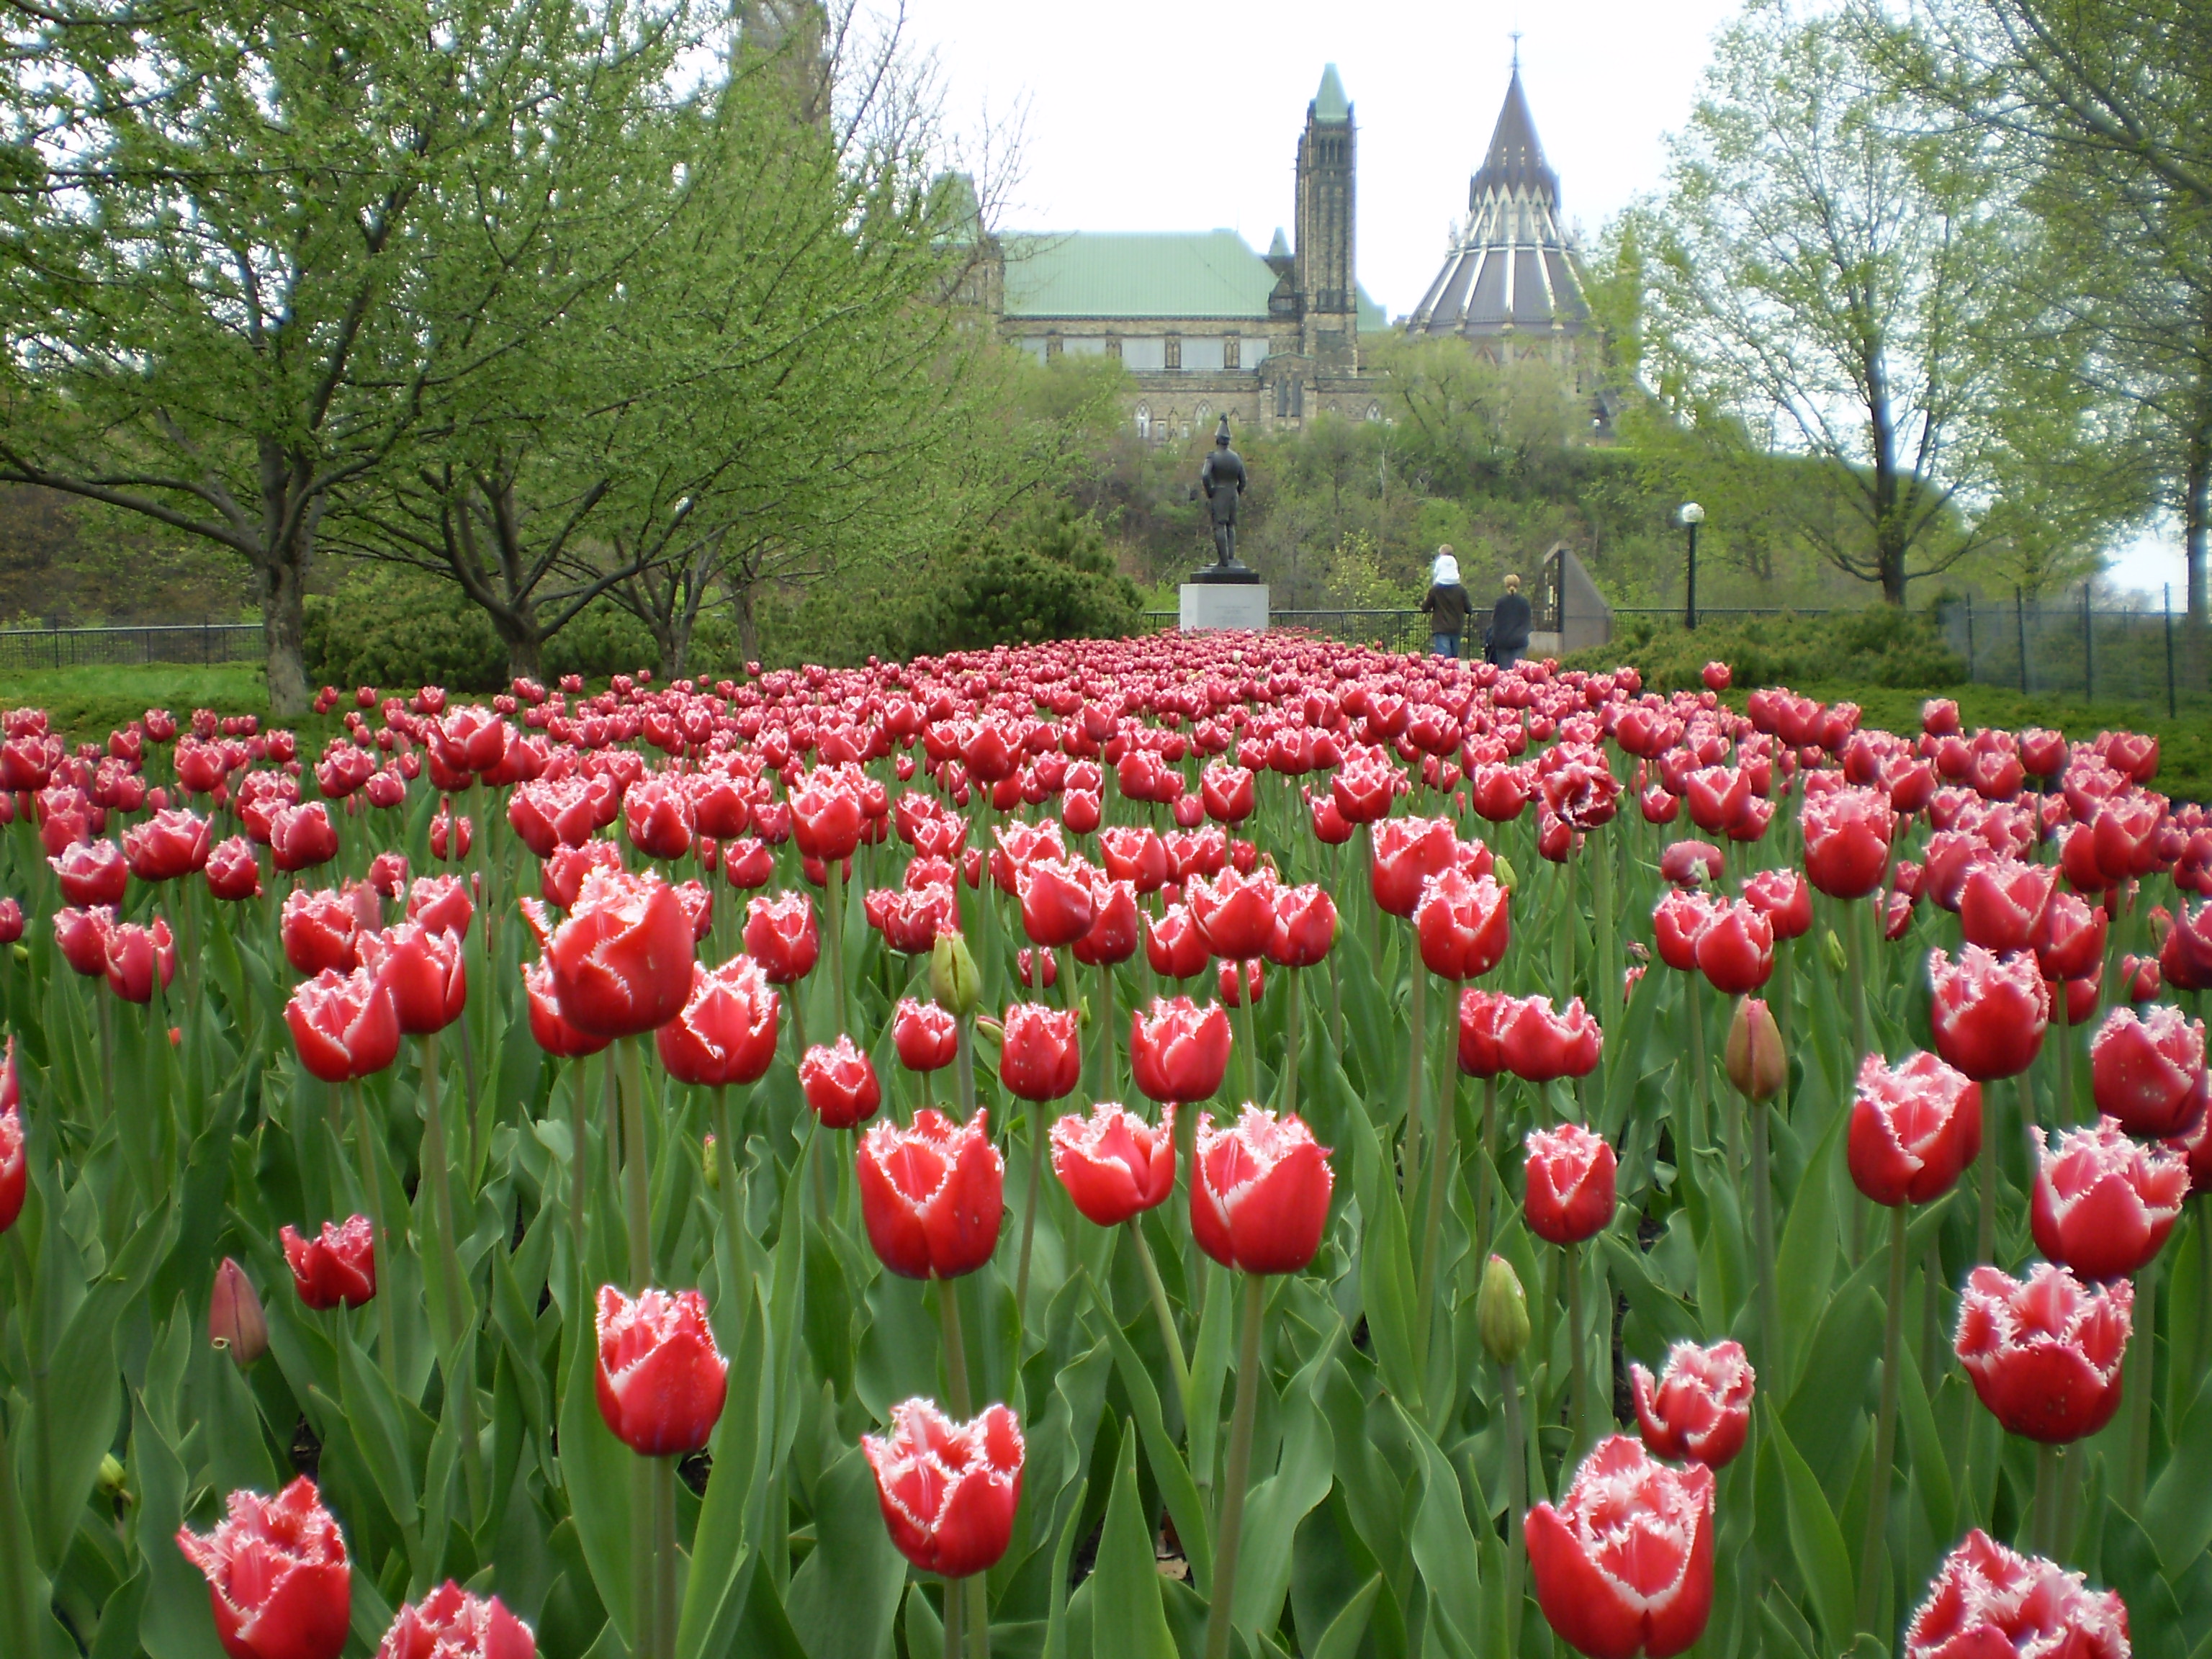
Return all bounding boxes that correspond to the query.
[0,622,263,672]
[1938,590,2205,718]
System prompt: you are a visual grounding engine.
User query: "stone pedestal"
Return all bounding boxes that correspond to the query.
[1180,582,1269,632]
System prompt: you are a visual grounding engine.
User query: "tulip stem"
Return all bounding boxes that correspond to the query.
[956,1017,978,1123]
[2124,1256,2157,1512]
[1477,1076,1498,1265]
[1857,1201,1909,1638]
[966,1575,989,1659]
[943,1576,965,1659]
[349,1084,404,1392]
[96,992,114,1128]
[2054,994,2075,1125]
[2033,1442,2063,1557]
[1416,1065,1457,1380]
[1127,1218,1194,1437]
[2195,1197,2212,1390]
[1327,948,1343,1056]
[1404,962,1426,1182]
[418,1029,486,1523]
[569,1060,589,1269]
[713,1086,746,1284]
[1094,961,1114,1102]
[938,1273,973,1418]
[1977,1103,1998,1269]
[1748,1095,1781,1386]
[1015,1102,1045,1319]
[1281,967,1300,1122]
[1499,1356,1528,1652]
[619,1039,652,1290]
[653,1454,679,1659]
[1202,1272,1267,1659]
[1683,974,1711,1177]
[1564,1239,1590,1460]
[827,860,850,1039]
[1236,963,1261,1107]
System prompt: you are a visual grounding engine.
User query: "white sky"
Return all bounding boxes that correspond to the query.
[894,0,2188,597]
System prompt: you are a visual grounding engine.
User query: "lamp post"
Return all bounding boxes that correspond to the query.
[1678,503,1705,629]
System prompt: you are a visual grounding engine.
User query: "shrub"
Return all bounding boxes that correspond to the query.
[904,501,1145,657]
[1565,605,1966,692]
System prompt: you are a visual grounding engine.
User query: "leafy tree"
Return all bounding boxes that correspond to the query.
[0,0,712,712]
[905,497,1143,655]
[1617,6,2054,603]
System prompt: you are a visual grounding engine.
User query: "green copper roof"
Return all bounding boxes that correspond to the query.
[1313,64,1350,122]
[1001,232,1277,319]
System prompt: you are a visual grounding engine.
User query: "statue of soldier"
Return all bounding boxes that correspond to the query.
[1198,415,1247,570]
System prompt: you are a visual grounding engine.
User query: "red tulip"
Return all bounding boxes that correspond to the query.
[280,886,368,976]
[1457,987,1511,1077]
[1369,814,1458,918]
[1308,791,1354,845]
[176,1476,352,1659]
[1631,1339,1755,1470]
[1129,996,1232,1105]
[862,1398,1025,1579]
[1693,899,1772,994]
[800,1035,883,1127]
[541,841,621,910]
[657,957,780,1087]
[1414,868,1510,980]
[1522,1121,1616,1245]
[742,891,819,984]
[209,1256,269,1369]
[1847,1051,1982,1206]
[268,802,340,873]
[1190,1105,1333,1274]
[1740,867,1812,940]
[1187,866,1278,961]
[125,809,212,882]
[282,1217,377,1309]
[50,837,127,906]
[406,873,473,941]
[1957,858,2056,956]
[858,1107,1004,1280]
[1526,1436,1714,1659]
[357,922,464,1035]
[0,897,19,945]
[1903,1529,2128,1659]
[1331,756,1398,824]
[593,1285,728,1456]
[1659,840,1722,888]
[2030,1115,2187,1280]
[1099,825,1171,892]
[892,999,958,1072]
[284,968,400,1082]
[1684,766,1748,836]
[1051,1101,1177,1226]
[1200,762,1256,825]
[1017,858,1096,949]
[1071,877,1140,967]
[1143,904,1211,980]
[1499,994,1603,1082]
[1652,889,1713,972]
[104,917,178,1003]
[2162,898,2212,992]
[2034,889,2107,982]
[1928,945,2050,1081]
[790,770,865,863]
[540,867,694,1038]
[374,1582,536,1659]
[1802,786,1894,899]
[521,958,610,1059]
[0,1056,22,1238]
[1267,882,1338,968]
[999,1002,1082,1102]
[1954,1262,2131,1442]
[2090,1004,2206,1138]
[721,837,774,890]
[622,775,694,860]
[1217,956,1264,1007]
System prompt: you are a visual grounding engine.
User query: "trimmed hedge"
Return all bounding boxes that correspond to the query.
[1565,606,1966,693]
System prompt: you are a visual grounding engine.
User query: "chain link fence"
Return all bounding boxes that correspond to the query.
[1938,590,2206,718]
[0,623,263,671]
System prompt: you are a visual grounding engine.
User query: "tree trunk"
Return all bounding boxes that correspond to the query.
[737,578,760,666]
[506,630,545,685]
[258,549,312,718]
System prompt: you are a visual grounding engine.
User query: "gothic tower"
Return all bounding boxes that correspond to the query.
[1294,64,1358,369]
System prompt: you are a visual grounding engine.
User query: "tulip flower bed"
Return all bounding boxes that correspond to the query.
[0,647,2208,1659]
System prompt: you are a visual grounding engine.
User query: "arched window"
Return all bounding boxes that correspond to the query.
[1364,402,1381,422]
[1195,403,1211,427]
[1135,405,1151,441]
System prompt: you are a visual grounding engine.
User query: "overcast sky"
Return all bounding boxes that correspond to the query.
[893,0,2186,596]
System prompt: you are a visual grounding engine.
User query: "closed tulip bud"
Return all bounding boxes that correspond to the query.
[1478,1254,1530,1366]
[931,930,981,1016]
[594,1285,728,1457]
[1491,853,1518,891]
[1823,928,1848,974]
[1527,1437,1714,1659]
[282,1217,377,1309]
[863,1398,1025,1580]
[209,1258,269,1370]
[1723,997,1785,1102]
[702,1133,721,1191]
[176,1477,352,1659]
[97,1453,125,1501]
[1904,1532,2128,1659]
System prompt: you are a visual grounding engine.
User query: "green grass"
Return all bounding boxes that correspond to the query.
[0,662,275,741]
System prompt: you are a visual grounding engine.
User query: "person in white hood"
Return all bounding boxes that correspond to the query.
[1419,547,1472,657]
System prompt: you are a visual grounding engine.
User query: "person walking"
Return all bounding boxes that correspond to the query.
[1485,572,1532,668]
[1419,547,1473,658]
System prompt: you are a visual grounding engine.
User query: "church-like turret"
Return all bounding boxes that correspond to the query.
[1294,65,1359,369]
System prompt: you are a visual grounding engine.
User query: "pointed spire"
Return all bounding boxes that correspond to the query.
[1471,65,1558,207]
[1267,227,1290,258]
[1311,63,1350,124]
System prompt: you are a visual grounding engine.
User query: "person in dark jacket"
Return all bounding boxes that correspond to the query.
[1419,548,1472,657]
[1485,572,1532,667]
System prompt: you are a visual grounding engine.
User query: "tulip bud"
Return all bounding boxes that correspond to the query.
[702,1133,721,1192]
[1723,997,1786,1103]
[1824,929,1848,974]
[1492,854,1518,893]
[932,930,981,1017]
[97,1453,126,1501]
[209,1256,269,1370]
[1478,1254,1531,1366]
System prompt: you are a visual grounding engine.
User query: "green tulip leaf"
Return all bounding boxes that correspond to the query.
[1093,1424,1179,1659]
[785,1444,907,1659]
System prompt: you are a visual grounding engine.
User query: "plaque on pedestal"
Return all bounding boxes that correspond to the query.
[1180,582,1269,632]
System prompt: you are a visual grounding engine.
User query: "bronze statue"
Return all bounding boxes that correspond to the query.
[1198,415,1247,570]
